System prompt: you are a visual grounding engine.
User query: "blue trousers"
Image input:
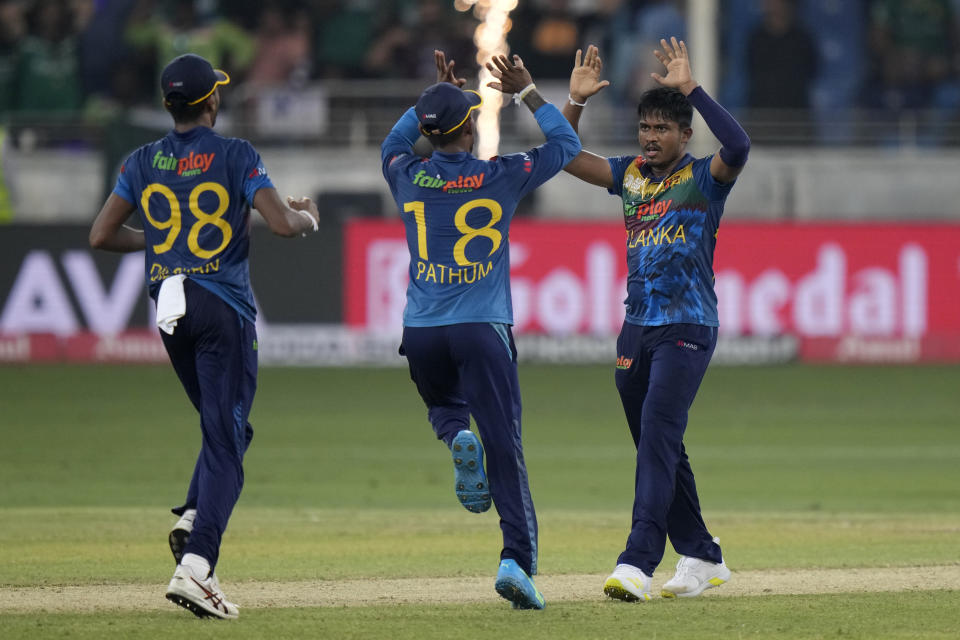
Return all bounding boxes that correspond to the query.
[401,323,539,576]
[162,280,257,570]
[614,322,722,576]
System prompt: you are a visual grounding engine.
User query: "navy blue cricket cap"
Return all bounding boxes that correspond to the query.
[160,54,230,105]
[415,83,482,136]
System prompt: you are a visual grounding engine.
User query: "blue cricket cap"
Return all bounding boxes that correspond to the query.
[160,54,230,105]
[415,83,482,136]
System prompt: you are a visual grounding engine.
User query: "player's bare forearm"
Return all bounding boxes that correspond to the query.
[90,193,144,252]
[254,188,319,237]
[563,150,614,189]
[561,101,584,133]
[559,45,612,186]
[559,100,616,186]
[521,89,546,113]
[90,225,145,252]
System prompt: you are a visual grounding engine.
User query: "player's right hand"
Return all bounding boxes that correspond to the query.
[569,45,610,104]
[485,54,534,95]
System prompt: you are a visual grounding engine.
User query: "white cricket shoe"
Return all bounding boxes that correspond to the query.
[661,555,731,598]
[165,564,239,619]
[603,564,653,602]
[169,509,195,564]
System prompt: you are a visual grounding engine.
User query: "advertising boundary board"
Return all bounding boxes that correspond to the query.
[2,221,959,364]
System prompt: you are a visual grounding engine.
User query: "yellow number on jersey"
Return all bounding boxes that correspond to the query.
[403,201,428,260]
[141,182,232,259]
[402,198,503,267]
[453,199,502,266]
[140,183,181,254]
[187,182,232,259]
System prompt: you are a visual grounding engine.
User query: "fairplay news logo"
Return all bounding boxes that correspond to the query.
[152,151,216,177]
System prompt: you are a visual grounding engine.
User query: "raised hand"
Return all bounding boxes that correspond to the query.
[485,54,534,95]
[435,49,466,88]
[651,37,697,95]
[569,45,610,103]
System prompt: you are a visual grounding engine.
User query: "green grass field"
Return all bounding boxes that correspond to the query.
[1,363,959,638]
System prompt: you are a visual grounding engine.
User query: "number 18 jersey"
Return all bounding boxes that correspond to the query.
[114,126,273,322]
[382,106,580,327]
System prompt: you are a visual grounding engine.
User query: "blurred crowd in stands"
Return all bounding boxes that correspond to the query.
[1,0,959,145]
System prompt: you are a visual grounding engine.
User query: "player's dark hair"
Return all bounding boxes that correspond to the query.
[164,94,208,124]
[422,125,467,149]
[637,87,693,129]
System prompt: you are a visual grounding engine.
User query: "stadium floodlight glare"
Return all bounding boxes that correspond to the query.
[456,0,518,159]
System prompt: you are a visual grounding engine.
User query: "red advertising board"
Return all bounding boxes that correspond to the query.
[344,220,960,361]
[0,330,168,364]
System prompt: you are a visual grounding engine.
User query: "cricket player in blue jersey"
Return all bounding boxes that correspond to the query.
[89,53,320,619]
[381,50,581,609]
[560,40,750,602]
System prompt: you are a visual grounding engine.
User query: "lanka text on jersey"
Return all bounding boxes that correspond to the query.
[607,153,736,327]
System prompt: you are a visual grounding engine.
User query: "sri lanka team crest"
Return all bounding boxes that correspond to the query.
[623,161,694,203]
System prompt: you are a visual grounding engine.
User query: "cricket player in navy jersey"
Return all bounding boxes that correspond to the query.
[559,40,750,602]
[381,50,581,609]
[89,54,320,619]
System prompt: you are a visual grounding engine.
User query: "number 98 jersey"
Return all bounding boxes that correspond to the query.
[114,127,274,322]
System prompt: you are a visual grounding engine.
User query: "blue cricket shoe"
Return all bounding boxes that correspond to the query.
[451,430,491,513]
[495,559,545,609]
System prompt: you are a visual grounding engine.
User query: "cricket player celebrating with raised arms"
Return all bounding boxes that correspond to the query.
[89,53,320,619]
[381,50,581,609]
[559,39,750,602]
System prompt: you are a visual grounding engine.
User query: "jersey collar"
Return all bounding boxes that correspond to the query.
[169,126,214,142]
[431,150,473,162]
[636,152,695,181]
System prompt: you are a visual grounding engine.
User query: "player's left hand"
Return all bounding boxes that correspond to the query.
[287,195,320,218]
[485,54,534,95]
[651,37,698,95]
[435,50,466,88]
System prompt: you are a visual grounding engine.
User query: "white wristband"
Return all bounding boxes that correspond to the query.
[295,208,318,234]
[568,94,586,107]
[513,83,536,104]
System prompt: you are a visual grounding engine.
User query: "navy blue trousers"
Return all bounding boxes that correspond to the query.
[401,323,539,576]
[162,280,257,570]
[614,322,723,576]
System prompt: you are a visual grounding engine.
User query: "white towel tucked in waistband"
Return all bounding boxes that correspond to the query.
[156,274,187,335]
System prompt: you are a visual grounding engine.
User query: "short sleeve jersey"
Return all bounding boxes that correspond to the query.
[607,153,735,327]
[114,127,273,322]
[382,106,578,327]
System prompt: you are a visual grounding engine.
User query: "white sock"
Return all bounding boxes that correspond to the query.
[180,553,211,579]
